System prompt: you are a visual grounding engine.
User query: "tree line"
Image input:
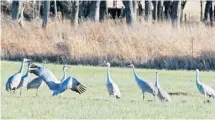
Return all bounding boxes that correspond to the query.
[1,0,215,27]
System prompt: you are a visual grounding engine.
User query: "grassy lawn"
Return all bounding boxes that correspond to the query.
[1,61,215,119]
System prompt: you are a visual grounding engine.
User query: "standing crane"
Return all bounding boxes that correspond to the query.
[16,62,32,96]
[59,65,70,96]
[6,58,31,94]
[29,63,86,96]
[196,69,215,98]
[104,61,121,99]
[128,63,158,100]
[155,72,171,102]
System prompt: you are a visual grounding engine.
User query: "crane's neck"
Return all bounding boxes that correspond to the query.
[25,63,31,77]
[132,67,140,82]
[155,72,159,88]
[18,60,25,75]
[20,63,31,85]
[61,68,66,82]
[196,70,201,85]
[43,63,45,68]
[106,66,112,84]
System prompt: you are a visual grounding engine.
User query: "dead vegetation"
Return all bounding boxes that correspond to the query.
[1,15,215,70]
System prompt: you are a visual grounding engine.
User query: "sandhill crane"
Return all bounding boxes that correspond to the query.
[16,62,32,96]
[6,58,31,94]
[196,69,215,98]
[30,63,86,96]
[104,61,121,99]
[128,63,158,100]
[155,72,171,102]
[58,65,70,96]
[27,61,46,96]
[60,65,69,82]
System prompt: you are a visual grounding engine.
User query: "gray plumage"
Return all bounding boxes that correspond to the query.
[155,72,171,102]
[6,58,31,94]
[105,61,121,99]
[27,76,44,96]
[30,64,86,96]
[16,62,32,96]
[196,69,215,98]
[128,64,158,100]
[27,62,46,96]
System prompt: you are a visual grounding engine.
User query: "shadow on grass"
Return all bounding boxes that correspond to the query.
[2,51,215,70]
[168,92,189,96]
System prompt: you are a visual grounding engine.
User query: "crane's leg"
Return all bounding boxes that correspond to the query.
[142,92,145,101]
[13,90,16,94]
[36,89,38,96]
[153,93,156,101]
[20,88,22,96]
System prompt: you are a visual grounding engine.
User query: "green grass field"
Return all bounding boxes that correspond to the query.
[1,61,215,119]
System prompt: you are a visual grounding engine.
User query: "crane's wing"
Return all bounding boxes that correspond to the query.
[157,87,171,101]
[6,75,14,91]
[52,78,70,96]
[71,77,87,94]
[27,77,44,90]
[112,83,121,96]
[52,76,86,96]
[106,83,114,95]
[10,73,22,89]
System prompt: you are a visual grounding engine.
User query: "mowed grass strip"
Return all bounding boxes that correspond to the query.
[1,61,215,119]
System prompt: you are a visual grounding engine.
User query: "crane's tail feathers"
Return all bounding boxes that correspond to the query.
[71,84,86,94]
[77,84,86,93]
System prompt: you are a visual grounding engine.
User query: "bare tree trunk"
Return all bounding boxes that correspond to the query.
[157,0,163,21]
[54,0,57,18]
[200,0,203,21]
[19,3,24,27]
[79,1,84,20]
[95,0,100,21]
[12,0,20,20]
[171,0,181,27]
[204,0,212,23]
[152,0,157,21]
[99,0,107,21]
[180,0,187,22]
[137,1,143,16]
[163,0,171,20]
[214,5,215,21]
[89,0,100,21]
[132,1,137,17]
[72,0,79,26]
[123,0,135,24]
[33,0,35,19]
[42,1,50,28]
[37,1,41,19]
[11,0,24,26]
[145,0,151,21]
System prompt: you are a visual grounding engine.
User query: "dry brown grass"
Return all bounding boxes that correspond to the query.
[1,15,215,69]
